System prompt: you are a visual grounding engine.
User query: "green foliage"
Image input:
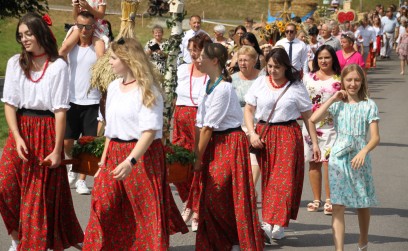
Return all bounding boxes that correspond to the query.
[72,136,105,158]
[0,0,49,19]
[165,144,196,165]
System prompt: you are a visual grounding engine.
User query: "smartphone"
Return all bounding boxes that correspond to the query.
[149,43,161,52]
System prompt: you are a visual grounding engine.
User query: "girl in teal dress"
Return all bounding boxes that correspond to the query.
[310,64,380,251]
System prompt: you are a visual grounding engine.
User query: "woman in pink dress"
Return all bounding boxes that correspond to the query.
[336,31,365,70]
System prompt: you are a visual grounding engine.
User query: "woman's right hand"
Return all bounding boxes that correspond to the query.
[332,90,348,102]
[250,133,264,149]
[15,137,28,161]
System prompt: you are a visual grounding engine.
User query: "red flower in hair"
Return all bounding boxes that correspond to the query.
[42,14,52,26]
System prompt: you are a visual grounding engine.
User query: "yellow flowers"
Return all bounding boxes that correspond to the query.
[277,21,284,28]
[265,24,271,31]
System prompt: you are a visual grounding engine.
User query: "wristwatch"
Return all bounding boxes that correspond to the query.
[126,157,137,166]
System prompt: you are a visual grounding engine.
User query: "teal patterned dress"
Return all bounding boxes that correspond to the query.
[328,99,379,208]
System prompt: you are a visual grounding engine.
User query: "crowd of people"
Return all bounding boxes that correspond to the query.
[2,0,407,250]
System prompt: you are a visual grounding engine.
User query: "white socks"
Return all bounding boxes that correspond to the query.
[11,239,20,248]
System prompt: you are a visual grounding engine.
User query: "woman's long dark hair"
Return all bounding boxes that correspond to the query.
[16,12,59,79]
[203,43,232,82]
[265,47,300,82]
[311,45,341,75]
[240,32,263,56]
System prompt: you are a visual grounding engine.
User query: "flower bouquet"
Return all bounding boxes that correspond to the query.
[71,136,105,176]
[164,144,195,183]
[258,21,305,44]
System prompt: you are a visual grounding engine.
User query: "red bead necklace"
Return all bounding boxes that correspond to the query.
[29,58,50,83]
[189,64,207,106]
[122,79,136,85]
[269,75,286,89]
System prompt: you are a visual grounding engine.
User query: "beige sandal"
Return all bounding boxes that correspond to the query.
[307,200,322,212]
[324,199,333,215]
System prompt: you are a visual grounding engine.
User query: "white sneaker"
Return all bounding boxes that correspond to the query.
[231,245,241,251]
[271,225,285,240]
[75,180,91,195]
[67,164,78,188]
[261,222,273,244]
[181,202,193,222]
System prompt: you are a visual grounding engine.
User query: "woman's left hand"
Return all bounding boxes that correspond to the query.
[110,160,133,180]
[43,151,61,169]
[351,150,367,170]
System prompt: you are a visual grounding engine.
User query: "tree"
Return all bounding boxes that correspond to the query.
[0,0,49,19]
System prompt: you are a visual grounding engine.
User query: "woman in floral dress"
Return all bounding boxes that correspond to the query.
[145,25,168,75]
[303,45,341,215]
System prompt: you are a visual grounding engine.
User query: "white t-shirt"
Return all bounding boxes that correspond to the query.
[104,79,163,140]
[68,45,101,105]
[196,81,242,131]
[245,77,312,123]
[175,64,207,106]
[2,55,70,112]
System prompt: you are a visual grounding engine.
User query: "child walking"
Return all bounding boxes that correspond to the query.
[310,64,380,251]
[397,24,408,75]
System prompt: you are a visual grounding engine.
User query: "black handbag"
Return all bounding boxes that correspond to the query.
[248,82,292,154]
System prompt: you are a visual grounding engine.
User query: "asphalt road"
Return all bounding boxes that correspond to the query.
[0,54,407,250]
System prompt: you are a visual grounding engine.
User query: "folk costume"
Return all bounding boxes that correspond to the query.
[0,55,84,250]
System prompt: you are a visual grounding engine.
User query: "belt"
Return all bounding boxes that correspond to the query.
[17,108,54,117]
[258,119,296,125]
[213,126,242,135]
[110,138,138,143]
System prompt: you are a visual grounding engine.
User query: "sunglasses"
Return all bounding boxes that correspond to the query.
[285,30,295,34]
[76,24,94,30]
[341,33,354,41]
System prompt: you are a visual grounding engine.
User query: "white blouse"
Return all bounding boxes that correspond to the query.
[175,64,207,106]
[104,79,163,140]
[2,55,70,112]
[245,77,312,123]
[196,81,242,131]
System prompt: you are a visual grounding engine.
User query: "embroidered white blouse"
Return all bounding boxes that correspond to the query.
[245,77,312,123]
[175,64,207,106]
[2,55,70,112]
[104,79,163,140]
[196,81,242,131]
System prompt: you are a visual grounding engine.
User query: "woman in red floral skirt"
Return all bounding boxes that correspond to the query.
[244,47,320,241]
[173,33,212,231]
[83,37,187,250]
[0,13,84,250]
[194,43,263,250]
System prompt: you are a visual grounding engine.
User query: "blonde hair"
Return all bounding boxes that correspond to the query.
[341,64,369,101]
[237,45,258,60]
[111,38,162,108]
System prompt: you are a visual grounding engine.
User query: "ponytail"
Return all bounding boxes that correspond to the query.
[222,65,232,82]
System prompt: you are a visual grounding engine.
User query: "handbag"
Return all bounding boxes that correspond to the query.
[248,82,293,154]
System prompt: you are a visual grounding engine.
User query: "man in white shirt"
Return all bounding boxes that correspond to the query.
[355,17,377,63]
[275,23,310,74]
[381,7,400,58]
[64,11,102,195]
[179,15,208,64]
[318,23,341,51]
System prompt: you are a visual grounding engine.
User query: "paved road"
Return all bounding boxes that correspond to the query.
[1,55,407,250]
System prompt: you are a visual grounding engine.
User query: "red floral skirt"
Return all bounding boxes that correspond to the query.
[196,129,263,251]
[256,121,304,227]
[0,114,84,250]
[172,106,200,206]
[83,139,188,250]
[376,35,381,55]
